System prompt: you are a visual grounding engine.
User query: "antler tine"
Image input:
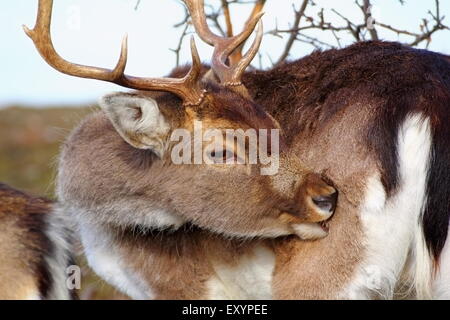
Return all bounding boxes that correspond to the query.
[182,37,206,106]
[183,0,263,89]
[23,0,205,106]
[183,0,221,46]
[214,21,263,87]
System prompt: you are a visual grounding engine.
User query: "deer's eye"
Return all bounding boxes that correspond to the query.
[209,149,235,163]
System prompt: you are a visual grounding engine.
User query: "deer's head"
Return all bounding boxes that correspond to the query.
[24,0,337,239]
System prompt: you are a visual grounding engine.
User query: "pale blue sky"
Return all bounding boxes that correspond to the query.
[1,0,449,107]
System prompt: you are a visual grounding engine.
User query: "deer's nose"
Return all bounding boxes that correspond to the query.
[299,173,338,222]
[312,191,338,214]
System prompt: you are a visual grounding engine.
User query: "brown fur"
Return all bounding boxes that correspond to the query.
[74,41,450,299]
[244,40,450,273]
[59,108,335,236]
[0,183,53,299]
[112,225,272,299]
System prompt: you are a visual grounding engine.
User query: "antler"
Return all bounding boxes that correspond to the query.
[183,0,263,96]
[23,0,205,106]
[227,0,266,66]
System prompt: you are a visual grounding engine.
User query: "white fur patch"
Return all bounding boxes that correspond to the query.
[82,200,186,231]
[342,114,432,299]
[25,290,41,300]
[207,246,275,299]
[115,206,185,231]
[292,223,328,240]
[79,220,154,300]
[63,202,184,299]
[43,206,73,300]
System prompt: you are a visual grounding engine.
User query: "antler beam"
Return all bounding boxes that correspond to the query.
[24,0,205,106]
[183,0,263,96]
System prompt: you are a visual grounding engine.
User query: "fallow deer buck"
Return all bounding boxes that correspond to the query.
[23,0,339,299]
[0,183,75,299]
[143,0,450,299]
[159,1,450,298]
[24,0,450,299]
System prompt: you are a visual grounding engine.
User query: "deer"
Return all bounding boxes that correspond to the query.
[158,0,450,299]
[0,183,75,299]
[23,0,340,299]
[24,0,450,299]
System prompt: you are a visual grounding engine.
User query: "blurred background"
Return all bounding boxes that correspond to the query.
[1,0,449,299]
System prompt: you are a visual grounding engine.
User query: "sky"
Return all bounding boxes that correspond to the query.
[1,0,449,107]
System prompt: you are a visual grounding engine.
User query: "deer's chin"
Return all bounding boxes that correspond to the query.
[291,222,330,240]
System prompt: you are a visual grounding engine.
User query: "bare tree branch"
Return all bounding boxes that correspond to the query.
[359,0,378,40]
[229,0,266,65]
[375,0,448,47]
[170,23,191,67]
[221,0,234,37]
[274,0,309,66]
[170,0,449,67]
[266,0,448,63]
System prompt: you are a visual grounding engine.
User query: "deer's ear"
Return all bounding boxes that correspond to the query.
[99,93,171,157]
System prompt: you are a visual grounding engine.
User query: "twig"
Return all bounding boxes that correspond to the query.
[221,0,234,37]
[171,0,449,67]
[376,0,448,47]
[360,0,378,40]
[230,0,266,65]
[170,23,191,67]
[274,0,309,66]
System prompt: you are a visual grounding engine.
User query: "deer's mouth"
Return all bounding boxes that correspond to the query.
[290,212,335,240]
[318,219,330,232]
